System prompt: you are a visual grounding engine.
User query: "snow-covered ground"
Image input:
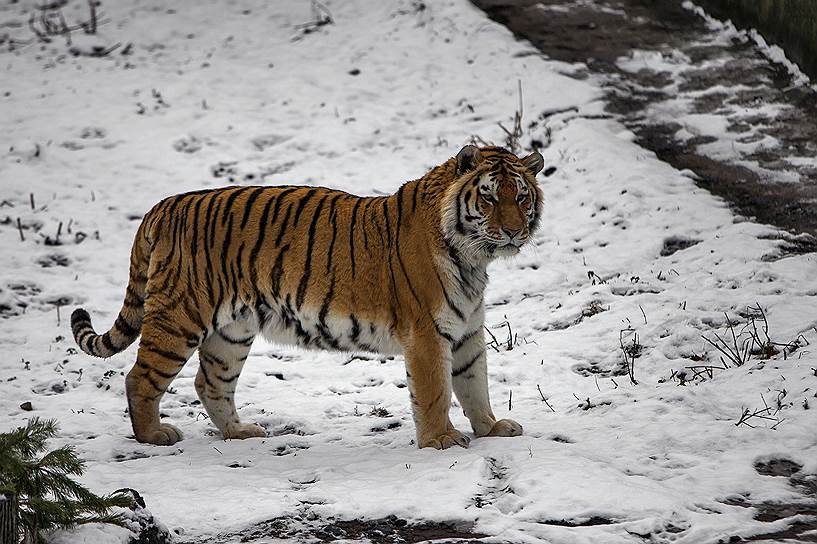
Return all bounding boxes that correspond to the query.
[1,1,816,542]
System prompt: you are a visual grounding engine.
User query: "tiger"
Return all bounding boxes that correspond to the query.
[71,145,548,449]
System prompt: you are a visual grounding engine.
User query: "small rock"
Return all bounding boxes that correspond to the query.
[20,401,33,411]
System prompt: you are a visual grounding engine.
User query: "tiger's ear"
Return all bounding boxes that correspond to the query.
[456,145,482,176]
[521,150,545,176]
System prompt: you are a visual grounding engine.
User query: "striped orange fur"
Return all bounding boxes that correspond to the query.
[71,145,548,448]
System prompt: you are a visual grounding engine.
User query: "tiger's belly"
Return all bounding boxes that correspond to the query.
[253,302,403,355]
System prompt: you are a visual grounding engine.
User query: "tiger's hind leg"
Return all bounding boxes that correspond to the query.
[195,322,265,440]
[126,315,201,446]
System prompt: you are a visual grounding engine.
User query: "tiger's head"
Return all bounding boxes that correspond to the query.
[442,145,547,260]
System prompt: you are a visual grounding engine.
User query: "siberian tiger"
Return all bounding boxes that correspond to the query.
[71,145,548,449]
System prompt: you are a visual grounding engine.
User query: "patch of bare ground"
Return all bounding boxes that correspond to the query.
[723,458,817,542]
[187,515,487,543]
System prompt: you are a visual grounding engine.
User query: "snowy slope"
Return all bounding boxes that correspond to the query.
[1,1,816,543]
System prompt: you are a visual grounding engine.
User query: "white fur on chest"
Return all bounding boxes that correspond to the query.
[433,254,486,342]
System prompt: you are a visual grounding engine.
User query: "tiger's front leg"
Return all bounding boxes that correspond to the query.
[403,327,470,449]
[451,306,522,438]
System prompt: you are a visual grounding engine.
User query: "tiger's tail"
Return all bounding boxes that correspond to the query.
[71,221,151,358]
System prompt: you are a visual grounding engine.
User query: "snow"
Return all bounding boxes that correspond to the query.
[682,0,812,88]
[1,0,816,543]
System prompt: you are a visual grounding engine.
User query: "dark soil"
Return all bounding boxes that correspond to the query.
[722,457,817,542]
[472,0,817,238]
[185,515,487,543]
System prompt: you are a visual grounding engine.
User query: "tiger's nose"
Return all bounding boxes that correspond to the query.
[502,227,523,239]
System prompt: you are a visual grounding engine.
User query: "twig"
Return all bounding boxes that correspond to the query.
[484,325,500,352]
[587,270,606,285]
[295,0,333,33]
[639,305,647,325]
[701,313,751,367]
[468,134,492,147]
[536,384,555,412]
[84,0,97,34]
[497,80,523,154]
[619,328,641,385]
[17,218,25,241]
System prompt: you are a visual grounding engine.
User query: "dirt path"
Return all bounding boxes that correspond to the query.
[473,0,817,243]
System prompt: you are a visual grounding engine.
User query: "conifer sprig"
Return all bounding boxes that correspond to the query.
[0,418,134,543]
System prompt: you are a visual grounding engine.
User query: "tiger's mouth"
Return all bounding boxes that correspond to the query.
[485,241,522,257]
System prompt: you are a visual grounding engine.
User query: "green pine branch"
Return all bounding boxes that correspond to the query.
[0,418,135,543]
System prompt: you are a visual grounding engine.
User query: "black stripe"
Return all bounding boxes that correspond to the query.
[138,360,181,380]
[350,314,361,343]
[216,371,241,383]
[203,193,223,300]
[361,199,370,250]
[453,353,481,377]
[163,195,185,223]
[101,333,115,353]
[76,326,93,342]
[221,187,248,226]
[274,203,294,247]
[219,214,235,317]
[452,328,479,352]
[270,244,290,299]
[114,314,139,337]
[141,342,189,363]
[434,269,464,320]
[382,198,391,245]
[125,284,144,304]
[316,275,340,349]
[189,194,205,290]
[446,242,472,294]
[218,329,255,346]
[325,195,342,274]
[292,189,319,227]
[296,195,328,310]
[393,187,422,307]
[144,372,164,393]
[283,293,315,347]
[455,178,471,234]
[410,180,420,213]
[429,388,444,408]
[209,194,224,249]
[395,184,406,229]
[434,322,455,343]
[232,242,245,305]
[239,187,266,229]
[210,272,225,331]
[252,189,296,293]
[270,188,298,226]
[349,198,363,277]
[197,359,215,387]
[200,350,228,370]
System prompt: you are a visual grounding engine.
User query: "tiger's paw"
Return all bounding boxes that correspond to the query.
[139,424,183,446]
[224,423,266,440]
[487,418,523,437]
[419,429,470,450]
